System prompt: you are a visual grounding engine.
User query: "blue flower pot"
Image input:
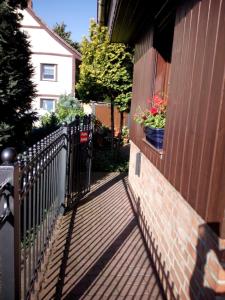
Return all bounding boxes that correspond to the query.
[144,127,164,149]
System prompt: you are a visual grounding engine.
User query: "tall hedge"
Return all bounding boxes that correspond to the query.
[0,0,36,149]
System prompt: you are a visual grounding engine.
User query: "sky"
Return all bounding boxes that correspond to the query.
[32,0,97,43]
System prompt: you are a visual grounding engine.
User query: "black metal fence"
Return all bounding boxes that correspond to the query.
[66,116,92,205]
[0,115,92,300]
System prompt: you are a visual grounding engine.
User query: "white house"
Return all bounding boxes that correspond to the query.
[20,1,81,116]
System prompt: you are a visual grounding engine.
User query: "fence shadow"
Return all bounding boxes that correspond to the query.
[38,172,165,300]
[189,223,225,300]
[125,182,179,300]
[126,181,225,300]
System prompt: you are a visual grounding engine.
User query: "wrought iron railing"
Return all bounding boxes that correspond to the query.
[0,116,92,300]
[67,116,92,204]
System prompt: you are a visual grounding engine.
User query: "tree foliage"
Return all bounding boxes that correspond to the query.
[0,123,12,147]
[29,94,85,146]
[76,20,133,145]
[76,20,133,107]
[115,92,132,113]
[53,22,80,52]
[8,0,27,9]
[0,0,36,149]
[40,113,59,128]
[55,94,84,123]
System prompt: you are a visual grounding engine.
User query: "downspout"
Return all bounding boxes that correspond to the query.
[97,0,106,25]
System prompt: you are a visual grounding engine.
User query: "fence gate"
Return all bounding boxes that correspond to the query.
[0,115,92,300]
[66,115,92,205]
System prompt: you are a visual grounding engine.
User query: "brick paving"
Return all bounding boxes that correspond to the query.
[37,173,165,300]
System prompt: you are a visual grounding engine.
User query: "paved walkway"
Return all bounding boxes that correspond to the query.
[37,173,165,300]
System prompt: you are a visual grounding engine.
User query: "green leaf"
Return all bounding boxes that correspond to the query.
[76,20,133,107]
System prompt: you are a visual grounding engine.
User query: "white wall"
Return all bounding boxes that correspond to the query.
[33,96,57,117]
[21,10,72,56]
[21,9,40,26]
[32,54,73,96]
[20,9,75,115]
[24,27,72,56]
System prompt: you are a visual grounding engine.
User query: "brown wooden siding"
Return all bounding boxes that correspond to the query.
[95,104,128,136]
[130,0,225,237]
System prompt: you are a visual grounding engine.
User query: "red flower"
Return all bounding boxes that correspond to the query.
[150,107,158,116]
[154,97,164,106]
[146,97,151,104]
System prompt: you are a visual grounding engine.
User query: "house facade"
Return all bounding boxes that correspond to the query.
[98,0,225,299]
[20,1,81,116]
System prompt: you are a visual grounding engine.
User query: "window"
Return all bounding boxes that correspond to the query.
[153,12,176,97]
[142,11,176,153]
[41,64,57,81]
[40,99,55,112]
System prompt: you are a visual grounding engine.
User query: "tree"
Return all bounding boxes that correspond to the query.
[53,22,80,52]
[0,123,12,147]
[76,20,133,149]
[0,0,36,150]
[55,94,84,123]
[115,92,132,138]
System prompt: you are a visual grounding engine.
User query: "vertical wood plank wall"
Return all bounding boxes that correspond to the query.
[95,104,128,135]
[130,0,225,235]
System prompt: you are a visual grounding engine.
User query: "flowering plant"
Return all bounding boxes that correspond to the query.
[134,95,167,128]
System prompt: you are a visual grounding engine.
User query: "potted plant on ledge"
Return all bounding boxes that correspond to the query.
[134,95,167,149]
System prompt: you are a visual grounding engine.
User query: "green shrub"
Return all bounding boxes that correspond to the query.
[40,113,60,128]
[92,149,129,172]
[56,94,85,123]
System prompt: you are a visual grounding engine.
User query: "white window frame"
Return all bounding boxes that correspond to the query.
[40,98,56,112]
[40,64,57,81]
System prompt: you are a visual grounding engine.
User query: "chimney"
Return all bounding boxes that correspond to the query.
[27,0,33,9]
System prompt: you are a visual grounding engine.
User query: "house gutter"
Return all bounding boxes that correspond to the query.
[97,0,119,40]
[97,0,106,25]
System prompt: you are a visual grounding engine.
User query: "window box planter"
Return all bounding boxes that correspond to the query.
[144,127,164,149]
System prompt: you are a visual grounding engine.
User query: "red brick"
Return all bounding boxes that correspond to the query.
[174,259,185,284]
[214,282,225,294]
[184,265,192,281]
[219,238,225,249]
[191,230,198,245]
[181,249,189,261]
[191,216,199,228]
[128,143,225,299]
[207,256,220,275]
[187,242,197,261]
[218,268,225,281]
[171,269,181,292]
[205,270,217,290]
[180,289,189,300]
[174,244,186,266]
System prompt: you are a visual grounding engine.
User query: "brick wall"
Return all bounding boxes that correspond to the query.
[128,142,225,300]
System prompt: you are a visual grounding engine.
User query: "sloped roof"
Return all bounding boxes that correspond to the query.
[98,0,176,43]
[26,7,81,60]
